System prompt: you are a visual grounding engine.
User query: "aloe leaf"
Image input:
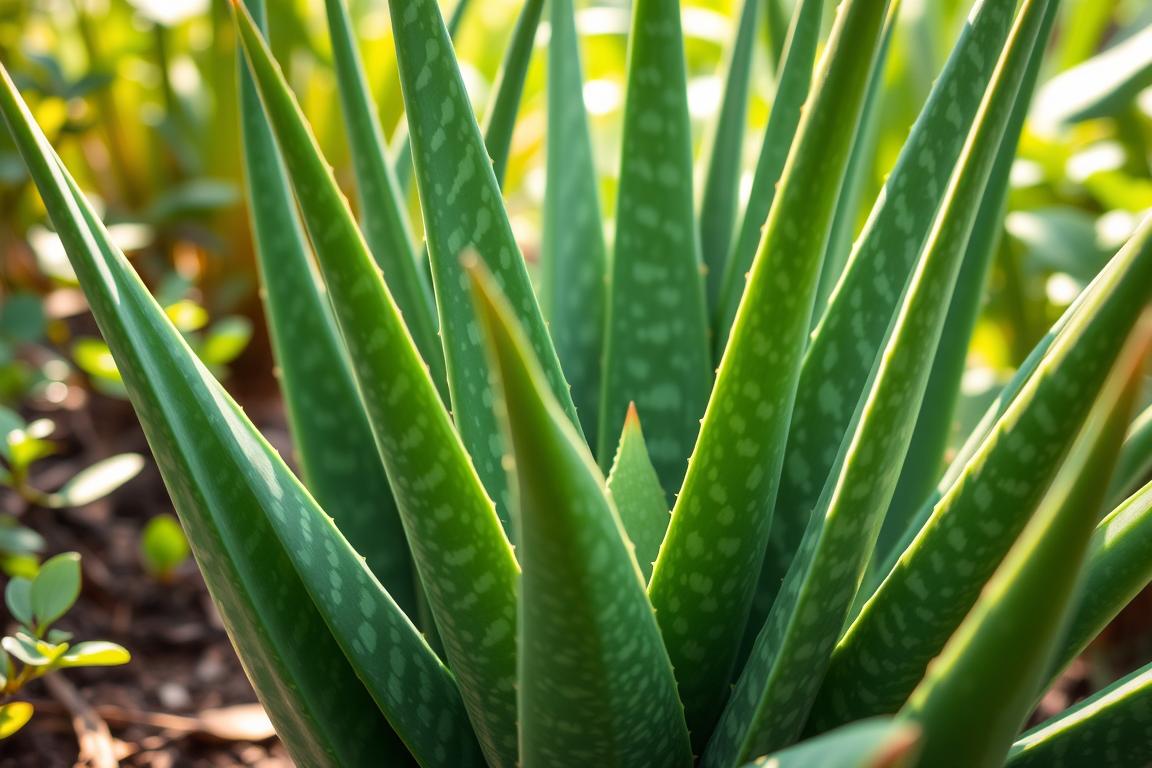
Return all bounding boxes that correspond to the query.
[606,405,670,583]
[648,0,892,742]
[812,213,1152,731]
[753,0,1023,622]
[877,0,1057,562]
[0,63,479,768]
[541,0,608,447]
[389,0,579,528]
[699,0,759,312]
[715,0,822,354]
[482,0,545,187]
[738,719,920,768]
[1044,477,1152,683]
[704,3,1049,760]
[234,11,521,765]
[1107,404,1152,503]
[896,322,1149,768]
[238,0,418,618]
[597,0,711,497]
[1032,23,1152,128]
[322,0,445,395]
[468,260,692,768]
[1008,660,1152,767]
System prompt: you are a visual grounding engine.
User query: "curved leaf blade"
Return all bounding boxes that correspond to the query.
[739,719,920,768]
[482,0,545,187]
[606,405,670,583]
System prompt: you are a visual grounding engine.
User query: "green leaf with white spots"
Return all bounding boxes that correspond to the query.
[1008,661,1152,767]
[482,0,544,187]
[598,0,711,497]
[878,0,1056,564]
[756,0,1022,622]
[468,260,692,768]
[813,213,1152,731]
[648,0,893,743]
[322,0,445,395]
[715,0,823,354]
[239,0,419,618]
[606,404,670,583]
[738,719,920,768]
[699,0,759,313]
[0,60,476,768]
[541,0,607,447]
[703,2,1050,759]
[233,9,520,765]
[897,320,1148,768]
[389,0,579,531]
[1045,477,1152,683]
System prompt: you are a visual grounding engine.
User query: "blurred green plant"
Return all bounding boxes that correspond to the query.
[139,512,190,583]
[0,0,1151,767]
[0,552,130,741]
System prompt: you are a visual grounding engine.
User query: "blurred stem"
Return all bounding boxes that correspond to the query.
[69,0,141,209]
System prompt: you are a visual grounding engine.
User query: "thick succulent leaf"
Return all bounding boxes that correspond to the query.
[738,719,920,768]
[647,0,892,742]
[389,0,579,529]
[541,0,608,447]
[878,0,1057,562]
[0,63,478,768]
[598,0,711,497]
[234,11,521,766]
[896,321,1148,768]
[715,0,822,353]
[699,0,759,312]
[1045,477,1152,682]
[1008,661,1152,767]
[468,262,692,768]
[813,213,1152,730]
[322,0,445,396]
[704,2,1049,760]
[1032,22,1152,127]
[239,0,418,617]
[756,0,1021,617]
[606,405,670,583]
[482,0,544,187]
[1107,404,1152,504]
[813,8,897,325]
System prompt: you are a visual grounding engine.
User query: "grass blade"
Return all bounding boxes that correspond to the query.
[896,318,1149,767]
[0,62,481,768]
[239,0,418,619]
[813,213,1152,730]
[482,0,545,187]
[598,0,712,496]
[699,0,759,312]
[704,2,1050,758]
[1008,661,1152,767]
[541,0,608,447]
[606,405,671,583]
[389,0,579,528]
[469,262,692,768]
[756,0,1036,627]
[233,10,521,764]
[323,0,445,396]
[648,0,892,742]
[1107,404,1152,504]
[738,719,920,768]
[715,0,823,354]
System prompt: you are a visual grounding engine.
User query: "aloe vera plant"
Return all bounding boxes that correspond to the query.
[3,0,1152,766]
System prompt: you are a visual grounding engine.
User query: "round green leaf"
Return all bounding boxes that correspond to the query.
[59,640,130,668]
[0,294,45,344]
[50,453,144,508]
[4,577,33,626]
[29,551,81,627]
[140,513,190,578]
[198,316,253,367]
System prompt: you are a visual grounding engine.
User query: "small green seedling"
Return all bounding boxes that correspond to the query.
[139,513,190,583]
[0,552,130,740]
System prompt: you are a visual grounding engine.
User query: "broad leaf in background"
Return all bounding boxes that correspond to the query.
[470,261,692,768]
